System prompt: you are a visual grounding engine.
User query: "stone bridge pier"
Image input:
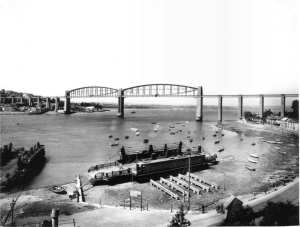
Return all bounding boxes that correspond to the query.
[259,95,264,118]
[238,95,243,119]
[118,89,124,118]
[54,97,60,112]
[195,86,203,121]
[46,97,51,110]
[281,94,286,117]
[218,95,223,123]
[64,91,71,114]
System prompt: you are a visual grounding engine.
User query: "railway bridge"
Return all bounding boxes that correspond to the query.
[62,84,298,122]
[0,84,298,122]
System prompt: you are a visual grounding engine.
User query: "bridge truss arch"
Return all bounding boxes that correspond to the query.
[69,86,119,98]
[123,84,199,97]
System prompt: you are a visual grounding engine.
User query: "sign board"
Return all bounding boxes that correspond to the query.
[130,190,141,198]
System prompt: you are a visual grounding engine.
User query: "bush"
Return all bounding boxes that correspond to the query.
[260,201,299,226]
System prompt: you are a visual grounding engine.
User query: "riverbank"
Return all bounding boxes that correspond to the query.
[239,119,299,135]
[2,177,297,226]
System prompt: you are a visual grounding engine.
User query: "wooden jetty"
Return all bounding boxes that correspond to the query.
[188,172,218,190]
[178,174,210,192]
[150,179,180,200]
[159,177,189,197]
[169,176,202,195]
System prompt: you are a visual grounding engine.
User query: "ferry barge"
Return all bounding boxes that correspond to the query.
[88,142,218,185]
[0,142,46,191]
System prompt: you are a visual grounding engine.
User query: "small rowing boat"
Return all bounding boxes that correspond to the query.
[249,153,259,158]
[218,148,225,152]
[49,185,67,194]
[248,158,258,163]
[245,165,256,171]
[111,142,119,146]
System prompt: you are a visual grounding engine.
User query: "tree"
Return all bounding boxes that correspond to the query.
[244,111,253,120]
[263,109,273,118]
[291,100,299,119]
[168,204,191,227]
[260,201,299,226]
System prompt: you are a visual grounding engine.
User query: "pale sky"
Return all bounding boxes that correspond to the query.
[0,0,299,98]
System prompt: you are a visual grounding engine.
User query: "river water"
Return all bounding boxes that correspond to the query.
[0,108,298,197]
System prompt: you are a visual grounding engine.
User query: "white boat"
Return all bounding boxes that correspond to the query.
[245,165,256,171]
[262,140,283,144]
[130,128,139,132]
[135,132,140,136]
[248,158,258,163]
[111,142,119,146]
[249,153,259,158]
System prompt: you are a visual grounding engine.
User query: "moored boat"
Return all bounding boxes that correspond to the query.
[248,158,258,163]
[49,185,67,194]
[249,153,259,158]
[245,165,256,171]
[88,142,218,185]
[89,152,218,185]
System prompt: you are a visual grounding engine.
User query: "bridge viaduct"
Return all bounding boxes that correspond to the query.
[63,84,298,122]
[1,84,298,122]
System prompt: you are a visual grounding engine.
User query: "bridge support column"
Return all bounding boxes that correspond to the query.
[238,95,243,119]
[64,91,71,114]
[118,89,124,118]
[54,97,60,112]
[259,95,264,118]
[280,94,286,118]
[218,95,223,123]
[195,86,203,121]
[28,96,32,107]
[37,97,41,107]
[46,98,50,110]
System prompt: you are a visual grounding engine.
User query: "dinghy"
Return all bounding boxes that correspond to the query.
[249,153,259,158]
[248,158,258,163]
[245,165,256,171]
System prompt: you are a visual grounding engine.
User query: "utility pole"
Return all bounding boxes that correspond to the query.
[188,152,191,211]
[10,199,16,225]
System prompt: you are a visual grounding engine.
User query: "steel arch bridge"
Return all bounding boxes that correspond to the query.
[69,86,118,98]
[63,84,203,120]
[123,84,199,97]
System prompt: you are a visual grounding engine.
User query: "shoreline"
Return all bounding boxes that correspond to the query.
[237,119,299,135]
[2,177,297,226]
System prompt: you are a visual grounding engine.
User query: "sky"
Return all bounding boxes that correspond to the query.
[0,0,299,102]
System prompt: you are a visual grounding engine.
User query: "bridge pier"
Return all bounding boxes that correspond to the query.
[238,95,243,119]
[259,95,264,118]
[64,91,71,114]
[118,89,124,118]
[281,94,286,117]
[195,86,203,121]
[46,98,50,110]
[37,97,41,107]
[218,95,223,123]
[54,97,60,112]
[28,96,32,107]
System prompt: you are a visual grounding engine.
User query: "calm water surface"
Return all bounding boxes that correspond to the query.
[1,108,298,196]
